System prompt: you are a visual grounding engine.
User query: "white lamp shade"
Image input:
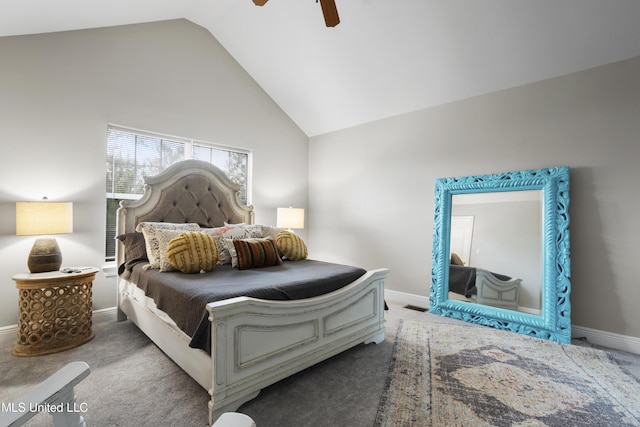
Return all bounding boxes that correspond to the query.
[276,207,304,229]
[16,202,73,236]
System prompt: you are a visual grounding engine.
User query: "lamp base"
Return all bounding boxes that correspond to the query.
[28,237,63,273]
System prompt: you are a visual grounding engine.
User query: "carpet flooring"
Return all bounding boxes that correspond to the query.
[1,302,639,426]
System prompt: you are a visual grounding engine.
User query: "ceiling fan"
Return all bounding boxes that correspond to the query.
[253,0,340,27]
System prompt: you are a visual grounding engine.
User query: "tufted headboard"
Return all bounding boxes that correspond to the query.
[115,159,254,268]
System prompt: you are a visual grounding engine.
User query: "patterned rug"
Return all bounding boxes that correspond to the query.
[375,320,640,426]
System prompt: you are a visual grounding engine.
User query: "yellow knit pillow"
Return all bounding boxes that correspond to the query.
[275,230,308,261]
[167,231,218,273]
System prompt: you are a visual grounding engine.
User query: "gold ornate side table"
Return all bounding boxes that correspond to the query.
[12,267,98,356]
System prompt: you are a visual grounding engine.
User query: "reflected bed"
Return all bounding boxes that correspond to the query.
[448,265,522,310]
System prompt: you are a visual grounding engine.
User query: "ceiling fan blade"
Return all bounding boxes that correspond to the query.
[253,0,339,27]
[319,0,340,27]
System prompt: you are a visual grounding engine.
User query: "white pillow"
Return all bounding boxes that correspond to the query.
[135,222,200,269]
[224,239,238,268]
[222,223,265,238]
[259,225,285,240]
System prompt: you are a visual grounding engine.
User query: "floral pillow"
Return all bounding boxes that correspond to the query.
[259,225,285,240]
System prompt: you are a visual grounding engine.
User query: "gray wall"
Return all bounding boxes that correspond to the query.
[2,17,638,341]
[0,20,308,328]
[309,55,640,339]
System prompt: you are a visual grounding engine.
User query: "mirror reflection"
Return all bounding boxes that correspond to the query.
[430,166,571,343]
[448,190,543,314]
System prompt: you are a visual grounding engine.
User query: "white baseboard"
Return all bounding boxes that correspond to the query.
[385,289,430,309]
[572,324,640,355]
[385,289,639,355]
[0,325,16,346]
[0,307,118,346]
[93,307,118,322]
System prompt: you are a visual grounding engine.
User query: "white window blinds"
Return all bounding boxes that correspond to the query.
[105,126,251,260]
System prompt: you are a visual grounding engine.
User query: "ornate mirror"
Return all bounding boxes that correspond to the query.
[430,166,571,343]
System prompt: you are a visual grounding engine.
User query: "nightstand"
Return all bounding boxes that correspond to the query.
[12,267,98,356]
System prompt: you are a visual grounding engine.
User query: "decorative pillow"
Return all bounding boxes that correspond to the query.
[244,224,266,238]
[115,232,148,265]
[136,222,200,269]
[276,231,308,261]
[223,223,265,238]
[450,252,464,266]
[115,232,148,275]
[220,222,267,238]
[224,239,240,268]
[233,238,282,270]
[201,225,254,265]
[259,225,285,240]
[155,229,205,272]
[222,233,283,268]
[167,232,218,273]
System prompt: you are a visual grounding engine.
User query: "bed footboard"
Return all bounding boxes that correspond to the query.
[475,268,522,310]
[206,268,388,423]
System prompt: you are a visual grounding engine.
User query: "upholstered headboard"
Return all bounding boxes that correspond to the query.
[115,159,254,268]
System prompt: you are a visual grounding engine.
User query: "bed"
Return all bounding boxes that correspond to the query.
[115,160,388,424]
[448,264,522,310]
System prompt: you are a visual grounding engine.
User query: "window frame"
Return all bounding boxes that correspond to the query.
[105,124,252,262]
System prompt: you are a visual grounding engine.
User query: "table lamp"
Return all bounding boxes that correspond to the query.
[16,200,73,273]
[276,207,304,232]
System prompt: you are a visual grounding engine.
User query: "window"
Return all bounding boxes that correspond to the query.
[105,126,251,261]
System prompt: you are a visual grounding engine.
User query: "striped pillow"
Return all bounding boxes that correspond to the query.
[233,238,282,270]
[276,231,308,261]
[167,231,219,273]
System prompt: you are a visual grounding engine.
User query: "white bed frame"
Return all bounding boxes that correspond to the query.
[115,160,388,425]
[448,267,522,310]
[474,268,522,310]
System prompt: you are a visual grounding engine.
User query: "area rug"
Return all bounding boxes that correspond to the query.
[375,320,640,427]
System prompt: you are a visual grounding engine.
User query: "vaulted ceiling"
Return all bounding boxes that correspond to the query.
[3,0,640,136]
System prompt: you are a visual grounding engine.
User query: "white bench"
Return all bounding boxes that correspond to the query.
[0,361,90,427]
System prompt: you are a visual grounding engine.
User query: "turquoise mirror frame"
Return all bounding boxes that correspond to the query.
[430,166,571,343]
